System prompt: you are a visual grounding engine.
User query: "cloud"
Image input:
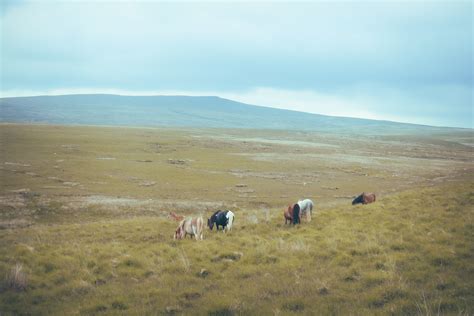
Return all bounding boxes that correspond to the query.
[2,1,471,89]
[0,1,472,128]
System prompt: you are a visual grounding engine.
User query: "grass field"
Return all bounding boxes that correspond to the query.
[0,123,473,315]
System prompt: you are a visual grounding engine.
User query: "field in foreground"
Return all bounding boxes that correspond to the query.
[0,124,473,315]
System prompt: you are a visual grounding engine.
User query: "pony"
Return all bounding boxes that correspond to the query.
[174,216,204,240]
[352,192,376,205]
[298,199,314,222]
[169,212,184,222]
[284,205,294,224]
[208,210,228,231]
[292,204,301,225]
[208,210,235,232]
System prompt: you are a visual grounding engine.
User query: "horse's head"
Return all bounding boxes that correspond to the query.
[174,226,181,239]
[207,218,214,230]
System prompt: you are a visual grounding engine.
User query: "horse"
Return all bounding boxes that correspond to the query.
[169,212,184,222]
[174,216,204,240]
[292,204,300,225]
[284,205,294,224]
[298,199,314,222]
[208,210,229,231]
[352,192,376,205]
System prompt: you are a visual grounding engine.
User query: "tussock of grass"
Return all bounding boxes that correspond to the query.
[4,263,28,291]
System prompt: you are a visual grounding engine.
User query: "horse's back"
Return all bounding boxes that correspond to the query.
[298,199,313,211]
[185,217,204,238]
[217,211,229,224]
[363,193,376,204]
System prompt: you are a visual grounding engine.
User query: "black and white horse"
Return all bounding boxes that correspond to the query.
[208,210,235,232]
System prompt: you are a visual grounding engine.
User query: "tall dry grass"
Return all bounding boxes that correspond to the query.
[5,263,28,291]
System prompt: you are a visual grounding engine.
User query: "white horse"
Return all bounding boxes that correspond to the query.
[224,210,235,232]
[297,199,314,222]
[174,216,204,240]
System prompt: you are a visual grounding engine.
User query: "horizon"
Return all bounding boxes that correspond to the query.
[1,1,472,128]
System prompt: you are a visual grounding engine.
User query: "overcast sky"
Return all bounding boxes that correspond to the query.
[1,0,472,128]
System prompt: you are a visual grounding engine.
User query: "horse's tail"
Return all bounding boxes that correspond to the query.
[193,217,203,240]
[197,216,204,240]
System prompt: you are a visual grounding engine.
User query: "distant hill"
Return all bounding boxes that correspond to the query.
[0,94,464,135]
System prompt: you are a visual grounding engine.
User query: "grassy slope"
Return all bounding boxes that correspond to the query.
[0,124,472,315]
[0,181,473,315]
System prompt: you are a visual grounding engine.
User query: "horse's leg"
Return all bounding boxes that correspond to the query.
[192,226,198,240]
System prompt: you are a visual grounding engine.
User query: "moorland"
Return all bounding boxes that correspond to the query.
[0,122,473,315]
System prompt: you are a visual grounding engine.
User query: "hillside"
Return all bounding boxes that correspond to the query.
[0,94,465,135]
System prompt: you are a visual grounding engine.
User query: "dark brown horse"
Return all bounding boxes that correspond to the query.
[352,192,376,205]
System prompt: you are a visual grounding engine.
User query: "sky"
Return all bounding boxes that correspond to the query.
[0,0,472,128]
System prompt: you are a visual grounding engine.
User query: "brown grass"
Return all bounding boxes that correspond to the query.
[5,263,28,291]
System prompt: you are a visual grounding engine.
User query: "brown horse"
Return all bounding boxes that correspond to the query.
[284,205,293,224]
[352,192,376,205]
